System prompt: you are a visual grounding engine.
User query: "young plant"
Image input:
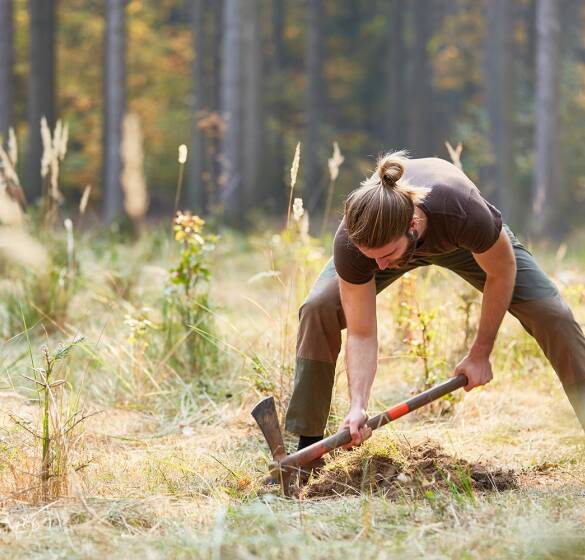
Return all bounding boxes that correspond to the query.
[9,337,91,503]
[163,212,218,378]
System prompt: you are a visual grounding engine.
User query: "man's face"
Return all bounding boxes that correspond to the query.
[358,229,418,270]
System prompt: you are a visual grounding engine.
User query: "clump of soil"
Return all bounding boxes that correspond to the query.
[301,436,517,499]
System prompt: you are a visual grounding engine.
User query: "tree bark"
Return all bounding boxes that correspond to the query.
[103,0,126,223]
[241,0,262,214]
[482,0,514,219]
[0,0,14,144]
[532,0,560,238]
[408,0,434,157]
[187,0,206,213]
[221,0,242,225]
[383,0,406,149]
[27,0,57,201]
[269,0,287,211]
[305,0,325,209]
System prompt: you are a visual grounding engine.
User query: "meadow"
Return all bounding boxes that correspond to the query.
[0,194,584,559]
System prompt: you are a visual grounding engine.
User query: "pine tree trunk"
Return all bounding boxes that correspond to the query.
[208,0,223,210]
[0,0,14,144]
[483,0,514,219]
[383,0,406,149]
[305,0,324,210]
[221,0,243,225]
[532,0,560,238]
[103,0,126,223]
[241,0,262,214]
[188,0,206,213]
[408,0,433,157]
[270,0,287,211]
[27,0,56,201]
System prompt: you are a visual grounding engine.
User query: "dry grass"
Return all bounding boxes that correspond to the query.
[0,227,583,559]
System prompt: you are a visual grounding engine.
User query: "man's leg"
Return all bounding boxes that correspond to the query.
[285,258,413,441]
[284,259,345,438]
[432,225,585,431]
[509,296,585,429]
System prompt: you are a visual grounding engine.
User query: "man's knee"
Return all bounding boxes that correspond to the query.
[299,281,345,329]
[511,296,585,386]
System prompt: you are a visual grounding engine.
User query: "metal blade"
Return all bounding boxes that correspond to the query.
[251,396,286,462]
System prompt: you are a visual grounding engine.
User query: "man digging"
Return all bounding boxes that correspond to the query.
[285,151,585,475]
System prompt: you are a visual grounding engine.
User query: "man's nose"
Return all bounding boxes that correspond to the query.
[376,258,389,269]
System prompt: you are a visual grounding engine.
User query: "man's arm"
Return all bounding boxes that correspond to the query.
[455,229,516,391]
[339,276,377,445]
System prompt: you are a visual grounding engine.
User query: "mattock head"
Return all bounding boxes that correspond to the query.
[251,396,293,496]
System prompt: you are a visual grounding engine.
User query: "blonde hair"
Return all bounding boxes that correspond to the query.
[344,150,430,248]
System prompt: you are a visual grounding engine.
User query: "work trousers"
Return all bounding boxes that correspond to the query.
[285,226,585,435]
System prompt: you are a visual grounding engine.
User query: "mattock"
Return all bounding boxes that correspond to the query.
[251,374,468,496]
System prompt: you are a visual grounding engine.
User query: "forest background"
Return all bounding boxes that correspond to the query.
[1,0,584,239]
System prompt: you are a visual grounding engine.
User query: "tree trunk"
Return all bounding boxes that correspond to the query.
[207,0,222,210]
[269,0,287,211]
[305,0,325,210]
[383,0,406,149]
[532,0,560,238]
[407,0,434,157]
[482,0,514,219]
[241,0,262,214]
[103,0,126,223]
[0,0,14,144]
[187,0,206,213]
[221,0,242,225]
[27,0,56,201]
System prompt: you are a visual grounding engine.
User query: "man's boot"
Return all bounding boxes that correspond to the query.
[563,380,585,432]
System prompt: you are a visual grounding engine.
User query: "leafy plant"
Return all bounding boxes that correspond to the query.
[163,212,218,378]
[9,336,92,503]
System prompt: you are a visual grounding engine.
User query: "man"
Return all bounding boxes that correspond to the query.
[285,152,585,456]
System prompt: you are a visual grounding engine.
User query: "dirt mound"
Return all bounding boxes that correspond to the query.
[301,436,517,499]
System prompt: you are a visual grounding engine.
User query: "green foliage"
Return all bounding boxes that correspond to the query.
[2,231,79,336]
[169,212,217,296]
[162,212,219,379]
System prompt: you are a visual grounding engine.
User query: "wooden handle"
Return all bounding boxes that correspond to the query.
[280,374,468,470]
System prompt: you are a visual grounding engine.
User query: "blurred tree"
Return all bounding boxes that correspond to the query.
[103,0,126,223]
[187,0,206,213]
[482,0,514,219]
[242,0,263,215]
[407,0,434,157]
[383,0,407,150]
[532,0,560,238]
[261,0,288,213]
[0,0,14,144]
[27,0,56,201]
[221,0,242,224]
[305,0,325,208]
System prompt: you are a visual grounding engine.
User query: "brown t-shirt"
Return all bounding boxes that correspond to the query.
[334,157,503,284]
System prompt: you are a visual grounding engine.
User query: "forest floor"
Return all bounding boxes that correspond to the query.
[0,222,584,559]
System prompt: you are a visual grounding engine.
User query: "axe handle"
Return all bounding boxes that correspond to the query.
[280,374,467,471]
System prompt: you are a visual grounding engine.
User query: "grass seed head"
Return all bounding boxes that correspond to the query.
[328,141,344,182]
[290,141,301,188]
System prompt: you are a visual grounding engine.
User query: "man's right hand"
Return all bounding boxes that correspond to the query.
[339,406,372,449]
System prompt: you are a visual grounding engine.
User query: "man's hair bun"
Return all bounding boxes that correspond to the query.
[378,159,404,190]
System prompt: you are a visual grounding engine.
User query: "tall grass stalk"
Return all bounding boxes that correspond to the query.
[122,113,149,232]
[40,117,68,226]
[286,142,301,229]
[174,144,188,214]
[321,141,344,237]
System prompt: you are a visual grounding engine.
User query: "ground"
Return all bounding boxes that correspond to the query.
[0,224,584,559]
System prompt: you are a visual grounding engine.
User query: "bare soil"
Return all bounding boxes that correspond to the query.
[300,438,518,499]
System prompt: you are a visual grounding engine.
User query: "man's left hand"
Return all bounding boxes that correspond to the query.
[454,353,493,392]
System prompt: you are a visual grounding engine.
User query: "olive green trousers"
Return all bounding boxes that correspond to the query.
[285,226,585,435]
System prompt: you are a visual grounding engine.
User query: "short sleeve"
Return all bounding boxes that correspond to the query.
[333,222,377,284]
[456,190,503,253]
